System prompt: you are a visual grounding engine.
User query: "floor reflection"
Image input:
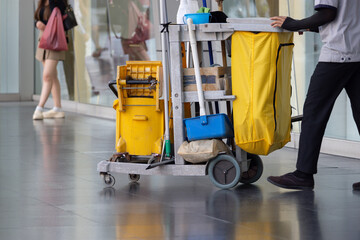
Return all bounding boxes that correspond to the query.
[268,191,322,240]
[97,182,325,240]
[99,183,166,239]
[33,119,66,163]
[1,103,359,240]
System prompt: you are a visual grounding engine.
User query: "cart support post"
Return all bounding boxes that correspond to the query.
[160,0,171,157]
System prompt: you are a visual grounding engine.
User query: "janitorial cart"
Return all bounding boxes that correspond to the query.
[97,15,296,189]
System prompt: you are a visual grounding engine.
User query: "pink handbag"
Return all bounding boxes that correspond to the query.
[129,2,151,44]
[39,7,68,51]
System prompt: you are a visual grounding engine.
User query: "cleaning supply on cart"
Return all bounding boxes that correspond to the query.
[176,0,200,24]
[183,13,211,24]
[184,113,234,141]
[197,7,210,13]
[113,61,165,156]
[178,139,230,163]
[231,31,294,155]
[183,18,234,141]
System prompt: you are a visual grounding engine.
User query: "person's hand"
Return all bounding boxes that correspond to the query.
[36,21,46,31]
[270,16,287,28]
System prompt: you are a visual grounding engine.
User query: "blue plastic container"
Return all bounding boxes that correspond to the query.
[183,13,211,24]
[184,113,234,141]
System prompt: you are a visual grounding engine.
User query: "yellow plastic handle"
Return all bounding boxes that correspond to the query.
[133,115,148,121]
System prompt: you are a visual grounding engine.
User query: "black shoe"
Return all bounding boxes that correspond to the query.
[353,182,360,191]
[267,172,314,190]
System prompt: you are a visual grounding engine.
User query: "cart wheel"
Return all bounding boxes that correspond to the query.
[103,173,115,187]
[208,154,241,189]
[239,153,263,184]
[129,174,140,183]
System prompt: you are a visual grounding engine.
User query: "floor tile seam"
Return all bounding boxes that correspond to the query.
[8,175,101,203]
[318,165,360,169]
[27,196,102,225]
[313,185,357,191]
[318,152,360,161]
[317,172,360,176]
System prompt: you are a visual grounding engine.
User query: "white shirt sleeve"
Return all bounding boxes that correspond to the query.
[314,0,338,10]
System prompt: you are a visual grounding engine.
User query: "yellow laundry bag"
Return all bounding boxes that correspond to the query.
[231,31,294,155]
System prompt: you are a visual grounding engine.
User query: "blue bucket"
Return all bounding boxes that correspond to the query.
[183,13,211,24]
[184,113,234,141]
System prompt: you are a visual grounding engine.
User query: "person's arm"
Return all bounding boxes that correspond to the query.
[271,8,337,32]
[36,21,46,31]
[34,7,47,30]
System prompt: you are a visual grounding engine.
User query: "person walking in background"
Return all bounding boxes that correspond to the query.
[33,0,68,120]
[267,0,360,191]
[108,0,151,61]
[91,0,108,58]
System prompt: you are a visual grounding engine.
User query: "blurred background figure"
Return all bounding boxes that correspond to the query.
[91,0,108,58]
[108,0,151,61]
[224,0,277,18]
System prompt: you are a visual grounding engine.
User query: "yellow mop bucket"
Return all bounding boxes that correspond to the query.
[113,61,164,156]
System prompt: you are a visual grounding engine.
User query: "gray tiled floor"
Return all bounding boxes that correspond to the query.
[1,102,360,240]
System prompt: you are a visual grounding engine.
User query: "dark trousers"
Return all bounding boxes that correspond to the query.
[296,62,360,174]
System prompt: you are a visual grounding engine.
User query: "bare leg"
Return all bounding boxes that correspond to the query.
[129,47,150,61]
[38,59,59,108]
[51,68,62,108]
[92,25,101,50]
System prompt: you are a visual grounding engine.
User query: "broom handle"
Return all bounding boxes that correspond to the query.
[217,0,232,120]
[216,0,227,68]
[187,18,206,116]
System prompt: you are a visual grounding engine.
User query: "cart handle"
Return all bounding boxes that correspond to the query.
[108,80,118,97]
[291,115,303,123]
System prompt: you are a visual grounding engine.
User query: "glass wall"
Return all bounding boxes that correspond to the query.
[32,0,359,142]
[0,0,19,94]
[34,0,158,105]
[224,0,279,17]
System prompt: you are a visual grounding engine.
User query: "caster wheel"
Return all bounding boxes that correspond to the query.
[103,173,115,187]
[208,154,241,189]
[129,174,140,183]
[239,153,263,184]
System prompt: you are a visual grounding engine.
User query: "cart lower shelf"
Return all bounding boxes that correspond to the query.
[97,160,207,176]
[97,152,264,189]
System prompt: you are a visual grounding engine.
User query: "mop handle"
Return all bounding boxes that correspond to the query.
[202,0,207,7]
[187,18,206,116]
[201,0,214,66]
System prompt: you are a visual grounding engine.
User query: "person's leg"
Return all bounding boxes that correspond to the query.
[43,72,65,118]
[38,59,59,108]
[268,63,352,189]
[50,68,61,108]
[33,59,59,120]
[33,61,46,120]
[344,62,360,190]
[344,62,360,134]
[296,62,350,174]
[125,44,150,61]
[37,59,65,119]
